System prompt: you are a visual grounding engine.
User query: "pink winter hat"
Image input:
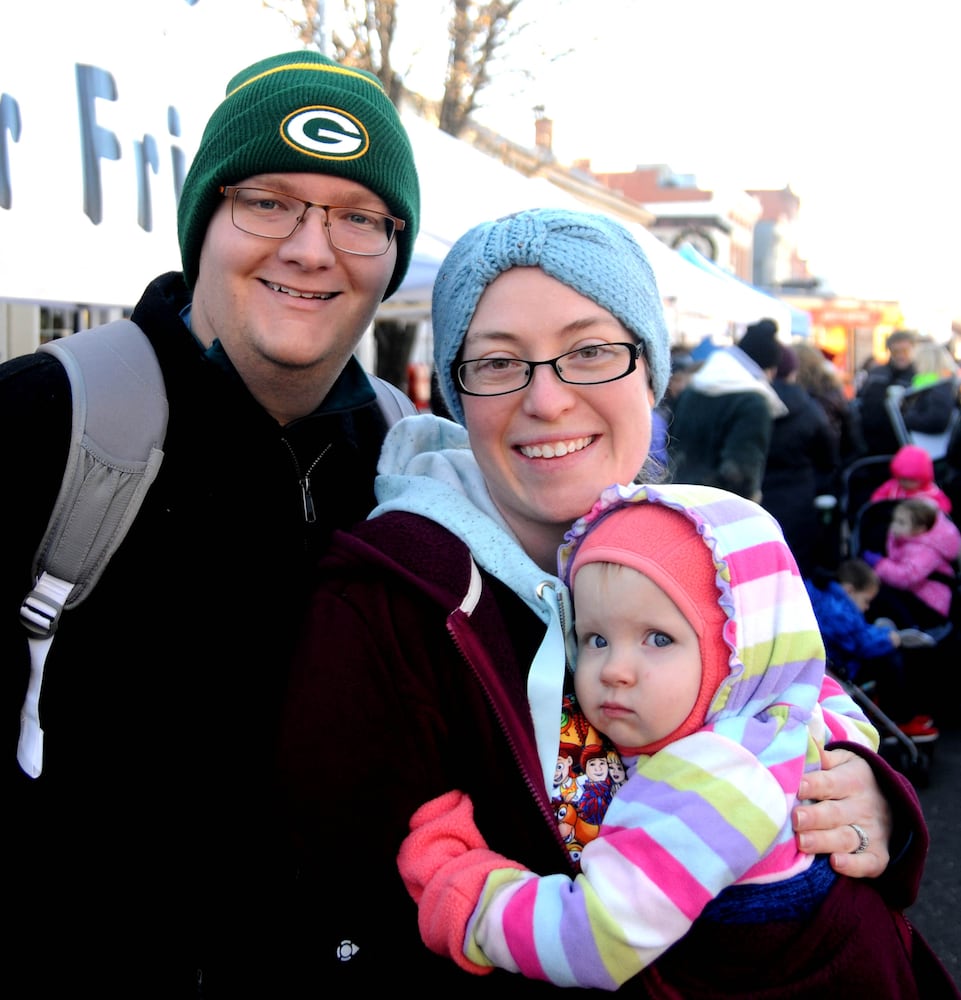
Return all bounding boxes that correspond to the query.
[890,444,934,484]
[569,502,729,753]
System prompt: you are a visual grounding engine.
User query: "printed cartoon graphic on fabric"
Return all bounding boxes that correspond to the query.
[553,693,623,868]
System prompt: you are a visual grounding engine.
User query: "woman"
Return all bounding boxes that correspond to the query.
[898,338,961,446]
[793,338,865,484]
[280,209,927,993]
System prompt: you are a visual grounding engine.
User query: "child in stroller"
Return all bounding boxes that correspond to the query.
[862,498,959,638]
[806,558,938,744]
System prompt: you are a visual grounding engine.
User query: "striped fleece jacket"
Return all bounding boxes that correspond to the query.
[463,483,879,989]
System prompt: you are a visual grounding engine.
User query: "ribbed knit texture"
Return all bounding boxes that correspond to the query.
[430,209,671,425]
[177,51,420,298]
[464,482,879,989]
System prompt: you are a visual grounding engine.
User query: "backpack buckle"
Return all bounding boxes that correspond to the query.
[19,573,73,637]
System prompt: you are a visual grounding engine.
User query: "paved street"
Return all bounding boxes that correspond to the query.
[905,716,961,989]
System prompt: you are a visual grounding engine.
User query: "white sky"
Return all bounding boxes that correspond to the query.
[463,0,961,337]
[12,0,957,335]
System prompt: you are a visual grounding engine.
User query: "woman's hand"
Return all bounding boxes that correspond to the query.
[793,746,892,878]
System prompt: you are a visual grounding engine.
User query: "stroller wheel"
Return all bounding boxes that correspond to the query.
[908,743,936,789]
[880,738,916,777]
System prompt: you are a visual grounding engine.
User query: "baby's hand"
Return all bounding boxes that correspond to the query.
[399,791,489,903]
[397,791,526,973]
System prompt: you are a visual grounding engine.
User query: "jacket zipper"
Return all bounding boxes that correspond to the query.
[282,440,332,524]
[447,561,578,869]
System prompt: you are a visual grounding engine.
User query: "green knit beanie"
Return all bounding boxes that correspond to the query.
[177,50,420,300]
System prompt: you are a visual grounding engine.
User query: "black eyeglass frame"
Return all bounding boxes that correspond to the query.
[219,185,406,256]
[455,341,646,398]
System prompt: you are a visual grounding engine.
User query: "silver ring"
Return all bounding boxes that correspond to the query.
[849,823,869,855]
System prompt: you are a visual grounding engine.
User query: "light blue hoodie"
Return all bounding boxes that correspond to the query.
[372,412,573,799]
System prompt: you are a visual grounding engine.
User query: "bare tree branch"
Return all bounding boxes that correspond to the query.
[272,0,547,137]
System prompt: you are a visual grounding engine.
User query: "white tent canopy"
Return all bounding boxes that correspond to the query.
[676,243,795,340]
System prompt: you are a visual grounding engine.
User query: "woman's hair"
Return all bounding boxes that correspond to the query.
[793,339,844,397]
[912,339,957,378]
[895,498,938,531]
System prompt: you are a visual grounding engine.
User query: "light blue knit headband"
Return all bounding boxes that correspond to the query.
[431,208,671,425]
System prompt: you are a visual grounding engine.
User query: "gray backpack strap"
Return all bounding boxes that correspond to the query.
[18,319,168,777]
[23,320,168,627]
[371,374,417,425]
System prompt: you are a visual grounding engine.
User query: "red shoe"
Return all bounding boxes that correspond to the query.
[899,715,940,742]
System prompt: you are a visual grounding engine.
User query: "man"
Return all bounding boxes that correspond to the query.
[856,329,918,455]
[669,317,787,502]
[2,50,419,996]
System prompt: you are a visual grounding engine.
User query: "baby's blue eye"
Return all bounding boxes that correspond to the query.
[645,631,673,648]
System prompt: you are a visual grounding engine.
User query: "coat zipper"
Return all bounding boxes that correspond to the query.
[447,563,578,869]
[283,440,332,524]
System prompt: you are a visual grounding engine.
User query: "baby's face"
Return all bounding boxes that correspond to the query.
[572,562,702,751]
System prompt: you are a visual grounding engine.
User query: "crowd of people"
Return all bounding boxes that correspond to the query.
[659,322,961,745]
[3,45,959,997]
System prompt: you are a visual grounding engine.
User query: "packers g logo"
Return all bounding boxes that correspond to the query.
[281,106,370,160]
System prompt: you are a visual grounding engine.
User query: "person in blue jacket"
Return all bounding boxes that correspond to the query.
[806,557,903,683]
[805,558,938,741]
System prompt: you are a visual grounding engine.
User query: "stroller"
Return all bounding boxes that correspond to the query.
[836,454,895,560]
[839,498,961,785]
[826,665,929,786]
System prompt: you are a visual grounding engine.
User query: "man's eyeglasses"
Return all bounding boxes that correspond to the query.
[456,342,644,397]
[220,186,406,256]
